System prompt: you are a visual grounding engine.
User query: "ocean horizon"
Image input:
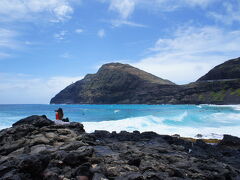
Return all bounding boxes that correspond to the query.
[1,104,240,139]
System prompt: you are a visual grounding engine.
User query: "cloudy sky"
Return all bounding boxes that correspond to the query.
[0,0,240,103]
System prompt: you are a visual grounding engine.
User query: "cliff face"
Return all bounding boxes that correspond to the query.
[184,57,240,104]
[173,79,240,104]
[197,57,240,81]
[50,63,178,104]
[51,58,240,104]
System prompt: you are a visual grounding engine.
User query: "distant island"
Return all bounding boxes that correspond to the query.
[51,57,240,104]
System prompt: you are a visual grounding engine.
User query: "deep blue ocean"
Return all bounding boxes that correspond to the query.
[1,104,240,139]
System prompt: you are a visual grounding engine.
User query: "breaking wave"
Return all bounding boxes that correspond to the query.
[1,104,240,139]
[203,104,240,111]
[83,114,240,139]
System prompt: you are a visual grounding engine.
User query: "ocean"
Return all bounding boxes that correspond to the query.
[0,104,240,139]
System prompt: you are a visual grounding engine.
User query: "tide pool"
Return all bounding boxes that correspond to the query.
[0,104,240,139]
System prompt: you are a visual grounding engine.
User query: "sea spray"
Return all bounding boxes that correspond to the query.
[0,104,240,139]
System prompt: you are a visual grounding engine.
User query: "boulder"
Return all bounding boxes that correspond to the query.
[62,152,89,166]
[13,115,54,128]
[18,154,50,178]
[219,134,240,146]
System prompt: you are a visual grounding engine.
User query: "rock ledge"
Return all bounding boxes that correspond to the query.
[0,116,240,180]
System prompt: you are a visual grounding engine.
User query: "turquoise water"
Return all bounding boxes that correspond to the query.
[0,104,240,139]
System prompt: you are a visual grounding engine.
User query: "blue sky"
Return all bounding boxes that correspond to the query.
[0,0,240,103]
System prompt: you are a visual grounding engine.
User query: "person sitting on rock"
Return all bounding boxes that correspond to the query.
[55,108,63,120]
[55,108,69,122]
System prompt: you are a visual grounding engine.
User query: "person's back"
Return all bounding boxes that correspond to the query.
[55,111,59,120]
[55,108,69,122]
[58,108,64,120]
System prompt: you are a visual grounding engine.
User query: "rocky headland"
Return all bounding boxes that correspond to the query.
[50,57,240,105]
[1,115,240,179]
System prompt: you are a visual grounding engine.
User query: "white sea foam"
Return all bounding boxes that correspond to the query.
[209,112,240,123]
[170,111,188,122]
[83,115,240,139]
[204,104,240,111]
[0,115,24,130]
[114,110,120,113]
[229,105,240,111]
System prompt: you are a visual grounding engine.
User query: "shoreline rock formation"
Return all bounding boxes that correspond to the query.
[51,57,240,105]
[0,116,240,179]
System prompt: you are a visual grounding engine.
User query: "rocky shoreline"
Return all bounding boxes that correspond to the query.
[0,115,240,180]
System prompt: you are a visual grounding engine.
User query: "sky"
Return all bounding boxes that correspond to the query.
[0,0,240,104]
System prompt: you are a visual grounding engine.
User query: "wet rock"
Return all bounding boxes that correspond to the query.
[63,152,88,166]
[127,157,141,167]
[30,135,51,146]
[92,173,108,180]
[18,154,50,178]
[1,170,31,180]
[195,134,203,138]
[94,146,116,157]
[142,170,167,180]
[43,167,61,180]
[115,172,143,180]
[94,130,111,139]
[140,131,159,139]
[59,141,86,151]
[0,164,14,177]
[59,122,85,134]
[0,139,26,156]
[30,144,56,155]
[76,146,94,156]
[220,134,240,147]
[1,116,240,179]
[52,150,68,161]
[12,115,53,128]
[73,163,92,177]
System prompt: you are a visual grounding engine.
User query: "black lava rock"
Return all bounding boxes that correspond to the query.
[12,115,54,128]
[0,116,240,179]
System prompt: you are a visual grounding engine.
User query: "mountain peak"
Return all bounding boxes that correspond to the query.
[198,57,240,81]
[50,62,175,104]
[50,58,240,105]
[98,62,175,85]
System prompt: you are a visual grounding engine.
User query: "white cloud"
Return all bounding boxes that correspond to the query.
[53,4,73,22]
[131,26,240,84]
[135,0,213,12]
[151,26,240,53]
[102,0,215,20]
[0,28,18,49]
[0,73,83,104]
[0,53,11,59]
[54,30,67,40]
[182,0,214,7]
[209,1,240,25]
[110,19,147,27]
[75,28,84,33]
[0,28,20,59]
[98,29,106,38]
[109,0,135,19]
[0,0,77,22]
